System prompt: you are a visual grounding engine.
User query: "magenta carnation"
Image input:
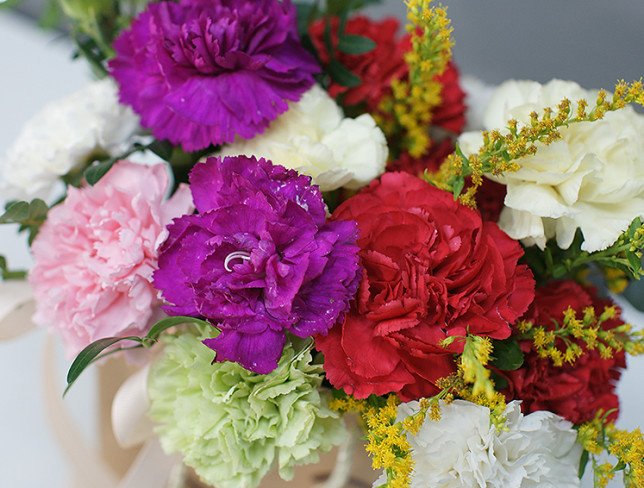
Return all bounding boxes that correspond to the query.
[29,162,193,357]
[109,0,319,151]
[153,156,360,373]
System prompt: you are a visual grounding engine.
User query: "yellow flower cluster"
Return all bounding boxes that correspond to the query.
[458,334,496,399]
[578,414,644,487]
[375,0,453,158]
[517,305,644,366]
[428,80,644,207]
[435,373,508,430]
[328,395,412,487]
[330,388,455,488]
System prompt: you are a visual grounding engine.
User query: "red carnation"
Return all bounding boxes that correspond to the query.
[503,281,626,424]
[388,139,454,177]
[309,17,466,135]
[309,16,408,111]
[316,173,535,400]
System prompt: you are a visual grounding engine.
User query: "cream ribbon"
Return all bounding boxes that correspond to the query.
[0,280,35,340]
[42,336,183,488]
[111,365,155,449]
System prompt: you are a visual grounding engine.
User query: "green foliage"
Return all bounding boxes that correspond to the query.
[0,199,49,245]
[64,316,212,395]
[523,219,644,286]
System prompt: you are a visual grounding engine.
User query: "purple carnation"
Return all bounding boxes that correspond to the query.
[109,0,319,151]
[154,156,360,373]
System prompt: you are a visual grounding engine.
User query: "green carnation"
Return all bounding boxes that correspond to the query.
[148,327,346,488]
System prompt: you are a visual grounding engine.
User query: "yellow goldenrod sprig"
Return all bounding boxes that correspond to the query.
[435,372,508,430]
[578,412,644,488]
[456,334,496,400]
[374,0,453,158]
[330,383,457,488]
[517,304,644,367]
[427,79,644,207]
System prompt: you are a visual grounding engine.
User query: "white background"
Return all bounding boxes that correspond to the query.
[1,3,643,487]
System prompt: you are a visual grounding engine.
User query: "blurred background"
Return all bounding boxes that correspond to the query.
[1,1,642,486]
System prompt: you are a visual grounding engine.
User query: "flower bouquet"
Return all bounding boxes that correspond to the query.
[1,0,644,487]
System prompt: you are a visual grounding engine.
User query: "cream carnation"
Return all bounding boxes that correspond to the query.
[1,78,140,200]
[459,79,644,252]
[29,161,192,356]
[219,84,388,191]
[374,400,581,488]
[148,328,346,488]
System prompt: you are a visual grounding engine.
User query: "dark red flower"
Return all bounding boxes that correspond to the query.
[503,281,626,424]
[309,16,466,135]
[475,179,507,222]
[388,139,454,176]
[316,172,535,400]
[309,16,408,111]
[432,62,467,134]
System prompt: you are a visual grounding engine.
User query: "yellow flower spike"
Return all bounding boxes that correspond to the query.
[432,79,644,201]
[522,302,641,367]
[377,0,454,158]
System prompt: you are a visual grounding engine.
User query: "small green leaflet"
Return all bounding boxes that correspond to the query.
[337,35,376,55]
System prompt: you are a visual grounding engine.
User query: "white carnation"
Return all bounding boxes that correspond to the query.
[374,400,581,488]
[1,78,140,200]
[458,79,644,252]
[219,84,388,191]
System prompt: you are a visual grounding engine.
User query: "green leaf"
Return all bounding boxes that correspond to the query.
[491,338,525,371]
[328,60,361,88]
[65,336,144,395]
[337,34,376,55]
[578,449,589,479]
[84,159,115,186]
[145,316,213,343]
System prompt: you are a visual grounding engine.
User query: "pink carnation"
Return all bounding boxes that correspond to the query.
[29,162,193,356]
